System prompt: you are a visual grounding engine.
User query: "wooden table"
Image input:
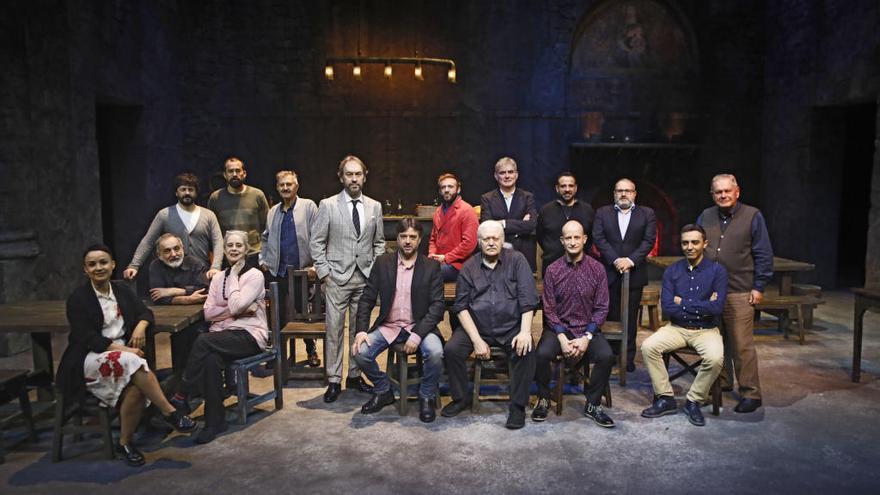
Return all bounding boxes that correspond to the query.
[852,287,880,382]
[648,256,815,296]
[0,300,203,395]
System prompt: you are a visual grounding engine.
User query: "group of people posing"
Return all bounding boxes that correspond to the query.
[59,153,773,466]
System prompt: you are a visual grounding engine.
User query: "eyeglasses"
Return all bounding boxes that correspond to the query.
[614,189,635,194]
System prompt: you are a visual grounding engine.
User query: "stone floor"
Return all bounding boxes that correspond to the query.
[0,290,878,494]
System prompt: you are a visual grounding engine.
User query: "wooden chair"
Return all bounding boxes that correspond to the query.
[471,346,514,413]
[386,343,424,416]
[552,356,612,415]
[0,370,36,463]
[638,284,662,332]
[602,270,631,386]
[280,269,326,382]
[228,282,284,424]
[663,346,722,416]
[51,388,115,462]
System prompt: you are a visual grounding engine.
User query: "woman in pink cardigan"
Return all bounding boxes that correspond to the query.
[170,230,268,444]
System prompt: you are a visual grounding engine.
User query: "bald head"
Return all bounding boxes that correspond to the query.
[560,220,587,261]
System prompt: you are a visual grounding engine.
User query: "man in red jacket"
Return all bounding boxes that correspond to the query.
[428,173,479,282]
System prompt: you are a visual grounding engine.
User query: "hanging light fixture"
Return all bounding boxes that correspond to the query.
[352,63,362,79]
[447,65,456,83]
[414,63,424,80]
[324,64,334,80]
[384,63,393,79]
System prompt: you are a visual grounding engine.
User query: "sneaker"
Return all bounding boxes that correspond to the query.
[531,397,550,422]
[640,395,678,418]
[583,403,615,428]
[683,400,706,426]
[505,406,526,430]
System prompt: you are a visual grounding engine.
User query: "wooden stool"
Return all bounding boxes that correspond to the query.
[552,356,611,415]
[280,269,326,382]
[663,347,722,416]
[471,347,513,413]
[792,284,822,329]
[51,388,115,462]
[386,343,424,416]
[638,285,661,332]
[755,295,825,344]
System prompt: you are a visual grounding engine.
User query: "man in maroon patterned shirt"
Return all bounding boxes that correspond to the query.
[532,220,616,427]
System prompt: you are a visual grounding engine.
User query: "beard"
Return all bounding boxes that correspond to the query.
[163,257,184,269]
[228,177,243,188]
[179,195,194,206]
[615,199,632,210]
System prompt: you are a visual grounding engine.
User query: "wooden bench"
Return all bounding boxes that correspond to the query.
[755,295,826,344]
[791,284,822,329]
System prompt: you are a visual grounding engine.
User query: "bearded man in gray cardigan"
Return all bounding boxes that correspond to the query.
[124,172,223,281]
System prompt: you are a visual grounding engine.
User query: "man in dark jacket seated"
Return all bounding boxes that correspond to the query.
[352,218,446,422]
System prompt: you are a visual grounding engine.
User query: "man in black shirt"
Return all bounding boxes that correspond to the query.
[537,171,595,276]
[441,220,538,429]
[149,233,209,374]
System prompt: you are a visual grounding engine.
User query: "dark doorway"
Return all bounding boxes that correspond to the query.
[834,103,876,288]
[95,104,143,274]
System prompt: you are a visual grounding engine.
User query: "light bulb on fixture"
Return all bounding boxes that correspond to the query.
[384,63,392,78]
[353,63,362,79]
[447,66,456,83]
[414,64,424,80]
[324,64,334,80]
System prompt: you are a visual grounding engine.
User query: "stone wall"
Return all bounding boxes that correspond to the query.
[0,0,786,303]
[762,0,880,288]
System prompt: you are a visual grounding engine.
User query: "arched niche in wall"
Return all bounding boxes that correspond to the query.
[568,0,700,143]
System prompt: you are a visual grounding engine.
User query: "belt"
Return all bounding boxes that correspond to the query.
[681,325,714,330]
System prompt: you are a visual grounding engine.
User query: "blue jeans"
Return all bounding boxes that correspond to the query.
[353,330,444,399]
[440,263,459,282]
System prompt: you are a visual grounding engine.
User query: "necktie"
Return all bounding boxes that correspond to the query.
[351,199,361,237]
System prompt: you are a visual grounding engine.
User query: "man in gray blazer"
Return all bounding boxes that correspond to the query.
[310,155,386,403]
[260,170,320,367]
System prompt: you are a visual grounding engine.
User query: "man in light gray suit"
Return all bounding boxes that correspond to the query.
[311,155,386,403]
[260,170,320,367]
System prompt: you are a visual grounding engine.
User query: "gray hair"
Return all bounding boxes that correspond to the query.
[224,230,250,251]
[710,173,738,191]
[154,233,183,254]
[494,156,517,173]
[477,220,504,241]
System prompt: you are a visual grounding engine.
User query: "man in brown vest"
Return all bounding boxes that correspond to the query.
[697,174,773,413]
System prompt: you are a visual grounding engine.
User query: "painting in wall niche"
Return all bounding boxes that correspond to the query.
[567,0,700,140]
[570,0,696,74]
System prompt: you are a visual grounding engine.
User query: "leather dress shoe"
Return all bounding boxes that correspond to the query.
[734,398,762,413]
[641,395,678,418]
[440,399,471,418]
[194,422,229,444]
[419,396,436,423]
[505,406,526,430]
[683,400,705,426]
[162,409,197,433]
[361,390,395,414]
[308,352,321,368]
[117,443,145,467]
[345,376,374,394]
[323,383,342,403]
